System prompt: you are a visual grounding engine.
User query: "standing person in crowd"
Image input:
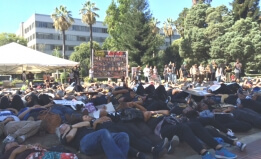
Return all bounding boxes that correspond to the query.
[149,66,153,77]
[191,64,199,83]
[234,59,242,83]
[153,66,158,76]
[171,63,177,84]
[163,65,168,83]
[210,60,217,81]
[180,63,188,82]
[21,71,27,83]
[205,64,211,82]
[69,71,74,84]
[143,65,150,84]
[72,65,81,85]
[199,63,205,83]
[89,67,94,83]
[225,62,232,83]
[216,65,223,82]
[167,65,172,83]
[135,66,142,83]
[27,72,34,88]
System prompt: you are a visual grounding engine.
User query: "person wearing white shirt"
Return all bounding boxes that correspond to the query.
[89,68,94,82]
[143,65,150,83]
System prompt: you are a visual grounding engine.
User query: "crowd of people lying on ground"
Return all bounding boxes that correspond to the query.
[0,76,261,159]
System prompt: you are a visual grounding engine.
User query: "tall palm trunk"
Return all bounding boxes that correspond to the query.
[90,24,93,66]
[169,36,172,46]
[62,30,66,59]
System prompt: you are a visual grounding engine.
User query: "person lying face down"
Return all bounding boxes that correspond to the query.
[57,117,130,159]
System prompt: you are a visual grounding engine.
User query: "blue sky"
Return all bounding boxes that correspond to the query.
[0,0,231,33]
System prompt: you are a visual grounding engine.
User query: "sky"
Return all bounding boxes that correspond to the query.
[0,0,232,33]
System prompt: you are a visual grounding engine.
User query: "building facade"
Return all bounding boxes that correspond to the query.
[16,13,108,57]
[16,13,180,57]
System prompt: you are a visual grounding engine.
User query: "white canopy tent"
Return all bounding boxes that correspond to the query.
[0,42,79,74]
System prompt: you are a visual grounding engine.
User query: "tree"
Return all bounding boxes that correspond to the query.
[0,33,27,46]
[80,0,100,66]
[210,18,261,72]
[52,47,62,58]
[174,8,189,38]
[70,41,101,76]
[180,4,210,65]
[230,0,260,21]
[104,0,164,67]
[150,17,160,34]
[51,5,74,59]
[163,18,175,46]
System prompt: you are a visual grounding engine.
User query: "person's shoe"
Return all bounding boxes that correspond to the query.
[237,142,246,152]
[215,148,237,159]
[152,138,168,159]
[214,137,224,145]
[2,135,15,143]
[16,135,26,144]
[227,129,238,141]
[202,151,216,159]
[167,135,179,154]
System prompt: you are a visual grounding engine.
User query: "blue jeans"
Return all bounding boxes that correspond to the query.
[80,129,129,159]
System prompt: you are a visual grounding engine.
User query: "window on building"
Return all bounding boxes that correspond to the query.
[77,36,87,41]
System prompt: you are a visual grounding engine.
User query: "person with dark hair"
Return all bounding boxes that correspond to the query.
[234,59,242,83]
[27,72,34,88]
[21,71,27,83]
[225,63,232,83]
[72,65,81,85]
[0,96,10,110]
[9,95,25,112]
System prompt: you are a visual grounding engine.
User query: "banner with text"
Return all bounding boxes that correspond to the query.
[92,50,128,78]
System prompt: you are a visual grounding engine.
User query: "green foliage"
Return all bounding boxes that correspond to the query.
[84,76,97,83]
[51,5,74,59]
[103,0,164,66]
[174,8,189,38]
[52,47,62,58]
[210,18,261,71]
[80,0,100,65]
[0,33,27,46]
[230,0,260,21]
[60,72,69,80]
[69,42,101,76]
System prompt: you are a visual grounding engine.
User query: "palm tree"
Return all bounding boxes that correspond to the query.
[150,17,160,34]
[163,18,175,46]
[51,5,74,59]
[80,0,99,66]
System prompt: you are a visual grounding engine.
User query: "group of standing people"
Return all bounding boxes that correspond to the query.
[179,59,242,84]
[163,62,178,84]
[134,65,158,83]
[21,71,34,88]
